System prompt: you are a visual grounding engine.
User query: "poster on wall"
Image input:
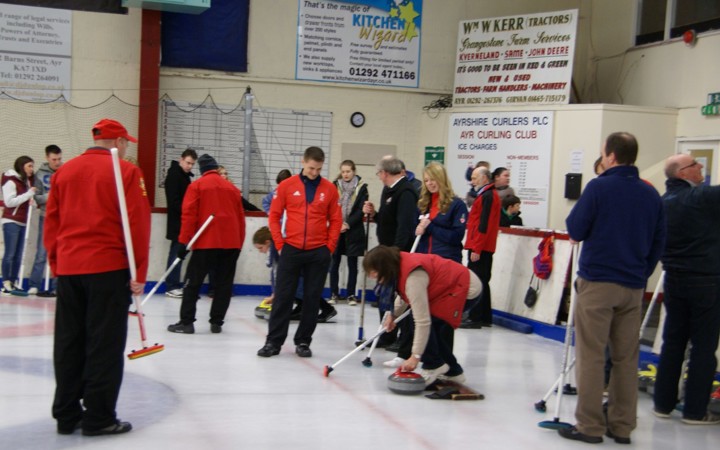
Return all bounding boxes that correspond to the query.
[296,0,421,88]
[447,111,553,228]
[0,4,71,101]
[453,9,577,106]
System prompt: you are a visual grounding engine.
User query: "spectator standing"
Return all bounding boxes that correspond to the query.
[28,145,63,295]
[499,195,523,227]
[560,132,665,444]
[491,167,516,203]
[163,148,197,298]
[328,160,368,305]
[653,154,720,425]
[465,161,490,208]
[46,118,150,436]
[461,166,500,329]
[167,154,246,334]
[1,155,36,294]
[257,146,342,358]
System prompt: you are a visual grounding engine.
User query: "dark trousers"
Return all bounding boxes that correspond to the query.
[422,318,460,372]
[166,239,184,290]
[396,314,415,360]
[53,270,131,431]
[654,272,720,420]
[467,250,493,323]
[267,244,331,346]
[180,248,240,326]
[329,239,359,297]
[423,295,479,374]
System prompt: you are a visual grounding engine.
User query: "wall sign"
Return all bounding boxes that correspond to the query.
[453,9,577,107]
[296,0,422,88]
[447,111,554,227]
[0,4,71,101]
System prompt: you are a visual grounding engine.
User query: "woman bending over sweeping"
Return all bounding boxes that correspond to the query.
[363,245,482,386]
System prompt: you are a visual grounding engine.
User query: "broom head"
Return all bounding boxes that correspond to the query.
[128,343,164,360]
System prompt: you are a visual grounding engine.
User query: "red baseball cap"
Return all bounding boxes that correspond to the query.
[91,118,138,143]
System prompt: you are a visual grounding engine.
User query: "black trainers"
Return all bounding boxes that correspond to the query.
[167,322,194,334]
[57,419,82,435]
[558,426,603,444]
[37,290,57,298]
[605,430,631,444]
[295,343,312,357]
[459,320,483,329]
[317,307,337,323]
[82,420,132,436]
[257,343,280,357]
[385,342,401,353]
[210,324,222,334]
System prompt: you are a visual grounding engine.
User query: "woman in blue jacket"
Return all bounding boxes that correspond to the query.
[415,162,468,263]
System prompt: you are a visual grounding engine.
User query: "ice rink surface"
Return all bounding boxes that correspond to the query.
[1,294,717,449]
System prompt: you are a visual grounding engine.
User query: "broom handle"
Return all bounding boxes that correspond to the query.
[140,214,214,306]
[553,243,580,420]
[332,308,411,369]
[110,148,148,346]
[16,203,33,287]
[639,270,665,340]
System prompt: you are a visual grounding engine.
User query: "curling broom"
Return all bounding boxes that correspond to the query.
[324,308,411,377]
[136,214,214,308]
[110,148,164,360]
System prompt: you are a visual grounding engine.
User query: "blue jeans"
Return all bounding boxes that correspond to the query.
[2,222,25,285]
[166,240,184,290]
[654,271,720,420]
[29,215,54,290]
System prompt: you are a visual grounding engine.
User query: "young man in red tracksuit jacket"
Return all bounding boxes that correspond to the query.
[45,118,151,436]
[167,154,246,334]
[258,146,342,358]
[462,166,500,328]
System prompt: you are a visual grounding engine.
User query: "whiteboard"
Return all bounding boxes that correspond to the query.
[156,98,333,205]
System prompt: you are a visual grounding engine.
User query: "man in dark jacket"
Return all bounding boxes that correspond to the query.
[561,132,665,444]
[653,153,720,425]
[163,148,197,298]
[363,155,419,251]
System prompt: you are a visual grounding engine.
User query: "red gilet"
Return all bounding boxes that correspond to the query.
[396,252,470,329]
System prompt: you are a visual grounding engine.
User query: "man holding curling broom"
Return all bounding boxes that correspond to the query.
[46,119,150,436]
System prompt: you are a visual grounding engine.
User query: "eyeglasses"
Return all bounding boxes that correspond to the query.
[679,160,699,171]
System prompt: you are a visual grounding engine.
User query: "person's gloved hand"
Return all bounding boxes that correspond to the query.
[177,244,189,260]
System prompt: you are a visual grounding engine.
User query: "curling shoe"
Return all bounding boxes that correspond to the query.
[295,343,312,357]
[558,426,603,444]
[257,342,280,357]
[167,322,194,334]
[83,420,132,436]
[421,363,449,386]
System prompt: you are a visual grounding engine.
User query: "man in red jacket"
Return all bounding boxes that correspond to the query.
[462,166,500,329]
[45,118,150,436]
[167,154,246,334]
[258,146,342,358]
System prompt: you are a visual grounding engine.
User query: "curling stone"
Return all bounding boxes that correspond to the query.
[387,369,425,396]
[254,298,272,320]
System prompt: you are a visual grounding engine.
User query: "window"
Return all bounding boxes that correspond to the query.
[636,0,720,45]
